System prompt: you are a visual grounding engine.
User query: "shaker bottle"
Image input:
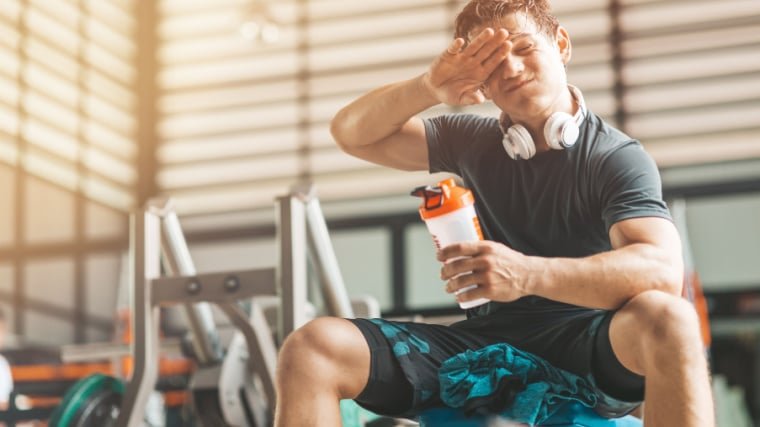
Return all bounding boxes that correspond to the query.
[411,178,490,309]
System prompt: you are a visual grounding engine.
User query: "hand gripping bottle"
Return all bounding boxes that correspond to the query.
[411,178,490,309]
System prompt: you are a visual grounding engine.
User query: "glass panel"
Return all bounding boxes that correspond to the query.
[687,192,760,290]
[24,257,74,307]
[25,310,74,345]
[85,254,121,319]
[331,228,392,311]
[189,238,277,271]
[405,224,454,309]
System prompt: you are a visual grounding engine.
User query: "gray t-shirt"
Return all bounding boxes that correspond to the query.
[424,110,672,315]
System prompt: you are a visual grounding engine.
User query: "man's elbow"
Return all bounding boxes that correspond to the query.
[658,261,684,297]
[640,243,684,297]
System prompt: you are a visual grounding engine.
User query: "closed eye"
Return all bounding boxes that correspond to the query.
[516,43,534,53]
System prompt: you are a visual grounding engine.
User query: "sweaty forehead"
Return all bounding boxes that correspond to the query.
[468,12,539,40]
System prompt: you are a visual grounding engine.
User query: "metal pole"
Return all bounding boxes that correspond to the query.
[304,196,354,318]
[218,302,278,408]
[276,194,308,343]
[60,338,182,363]
[159,199,222,364]
[116,208,161,427]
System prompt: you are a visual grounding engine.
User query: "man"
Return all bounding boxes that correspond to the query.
[0,309,12,412]
[275,1,714,426]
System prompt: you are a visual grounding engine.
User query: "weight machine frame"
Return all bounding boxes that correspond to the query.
[115,184,356,426]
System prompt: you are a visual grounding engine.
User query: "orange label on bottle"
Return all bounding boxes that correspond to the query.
[473,217,484,240]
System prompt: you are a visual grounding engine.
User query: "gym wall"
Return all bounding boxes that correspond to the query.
[0,1,136,345]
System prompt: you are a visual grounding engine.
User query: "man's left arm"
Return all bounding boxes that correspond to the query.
[441,216,684,310]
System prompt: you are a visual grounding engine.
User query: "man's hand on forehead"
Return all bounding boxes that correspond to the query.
[446,27,512,78]
[423,27,513,106]
[455,27,512,56]
[461,26,534,50]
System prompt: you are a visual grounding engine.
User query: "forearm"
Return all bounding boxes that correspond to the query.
[330,74,438,149]
[529,244,684,310]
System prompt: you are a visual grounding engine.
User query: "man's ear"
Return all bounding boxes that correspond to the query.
[556,26,572,65]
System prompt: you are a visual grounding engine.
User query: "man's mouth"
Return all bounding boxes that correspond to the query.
[504,78,533,93]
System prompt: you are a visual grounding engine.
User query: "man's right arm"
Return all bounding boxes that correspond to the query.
[329,74,438,171]
[330,28,511,172]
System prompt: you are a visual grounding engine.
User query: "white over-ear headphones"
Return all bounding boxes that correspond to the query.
[498,85,587,160]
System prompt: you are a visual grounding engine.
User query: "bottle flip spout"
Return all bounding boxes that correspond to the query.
[411,178,475,220]
[410,184,449,210]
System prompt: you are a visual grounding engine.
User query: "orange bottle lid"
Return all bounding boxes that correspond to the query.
[411,178,474,220]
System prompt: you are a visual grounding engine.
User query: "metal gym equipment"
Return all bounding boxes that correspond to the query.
[49,374,125,427]
[51,183,367,426]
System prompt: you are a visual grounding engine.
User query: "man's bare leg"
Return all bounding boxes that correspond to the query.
[274,317,371,426]
[609,290,714,427]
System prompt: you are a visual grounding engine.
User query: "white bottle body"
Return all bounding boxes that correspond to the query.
[423,204,490,310]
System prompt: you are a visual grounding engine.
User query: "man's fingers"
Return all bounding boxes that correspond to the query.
[472,28,509,62]
[456,284,488,303]
[447,38,465,55]
[446,272,487,294]
[461,27,495,56]
[438,241,486,261]
[481,42,510,72]
[441,256,485,280]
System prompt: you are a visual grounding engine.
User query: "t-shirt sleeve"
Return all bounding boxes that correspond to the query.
[596,141,672,231]
[424,114,494,175]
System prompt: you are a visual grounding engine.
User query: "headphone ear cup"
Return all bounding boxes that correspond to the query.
[503,125,536,160]
[544,112,579,150]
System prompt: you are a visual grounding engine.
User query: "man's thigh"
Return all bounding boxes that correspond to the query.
[349,309,645,419]
[451,308,604,377]
[452,308,645,407]
[346,318,502,418]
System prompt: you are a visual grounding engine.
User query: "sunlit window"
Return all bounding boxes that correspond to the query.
[154,0,661,217]
[0,0,137,212]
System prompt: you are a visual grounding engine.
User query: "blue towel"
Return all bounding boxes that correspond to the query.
[439,343,599,425]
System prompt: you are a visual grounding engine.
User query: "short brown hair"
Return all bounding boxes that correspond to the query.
[454,0,559,44]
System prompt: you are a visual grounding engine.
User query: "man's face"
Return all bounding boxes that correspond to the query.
[471,12,570,118]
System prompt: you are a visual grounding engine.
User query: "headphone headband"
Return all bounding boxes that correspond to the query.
[498,85,587,160]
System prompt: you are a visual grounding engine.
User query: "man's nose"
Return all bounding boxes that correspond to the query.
[501,56,525,80]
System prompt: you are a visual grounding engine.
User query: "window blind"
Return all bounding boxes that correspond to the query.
[0,0,138,212]
[157,0,618,220]
[620,0,760,167]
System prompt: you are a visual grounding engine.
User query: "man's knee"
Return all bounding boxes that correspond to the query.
[280,317,359,365]
[276,317,370,397]
[621,290,702,348]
